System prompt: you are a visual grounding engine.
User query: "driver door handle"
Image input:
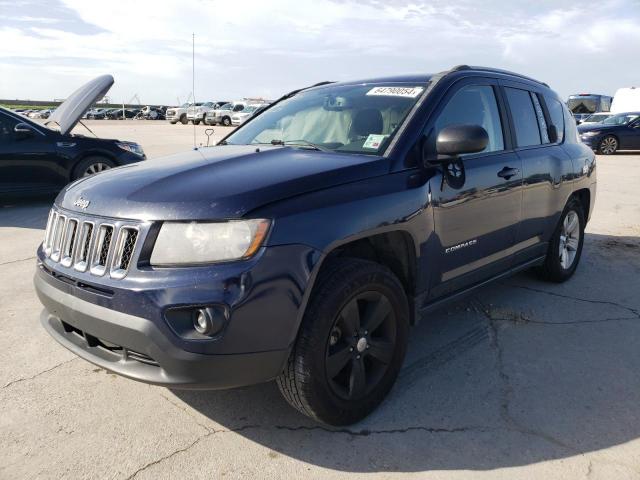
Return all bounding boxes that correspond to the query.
[497,166,520,180]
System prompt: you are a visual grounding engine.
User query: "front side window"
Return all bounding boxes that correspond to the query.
[505,87,541,147]
[434,84,504,153]
[602,113,639,126]
[225,83,426,155]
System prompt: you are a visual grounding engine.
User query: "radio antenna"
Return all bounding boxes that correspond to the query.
[192,32,196,149]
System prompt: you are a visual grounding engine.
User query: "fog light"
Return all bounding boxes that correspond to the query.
[193,308,213,335]
[165,305,228,339]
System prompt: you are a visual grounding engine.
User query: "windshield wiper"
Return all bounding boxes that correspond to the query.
[270,139,331,152]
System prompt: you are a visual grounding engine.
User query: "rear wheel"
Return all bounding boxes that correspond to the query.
[598,135,618,155]
[180,114,188,125]
[222,116,231,126]
[537,197,585,282]
[192,119,200,125]
[72,156,116,180]
[277,258,409,425]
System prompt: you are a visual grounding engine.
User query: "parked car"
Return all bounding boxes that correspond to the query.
[187,101,229,125]
[34,66,595,425]
[578,112,640,154]
[136,106,166,120]
[106,108,140,120]
[0,75,145,196]
[205,101,250,126]
[86,108,109,120]
[610,87,640,114]
[28,109,52,119]
[577,112,612,126]
[166,103,192,124]
[230,104,268,126]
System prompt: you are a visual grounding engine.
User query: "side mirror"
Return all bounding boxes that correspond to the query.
[14,123,36,139]
[435,124,488,158]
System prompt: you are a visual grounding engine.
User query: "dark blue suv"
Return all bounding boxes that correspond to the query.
[35,66,596,425]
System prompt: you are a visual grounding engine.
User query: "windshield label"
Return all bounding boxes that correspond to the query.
[366,86,424,98]
[363,134,388,149]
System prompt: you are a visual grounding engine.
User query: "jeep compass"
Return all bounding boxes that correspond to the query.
[35,65,596,425]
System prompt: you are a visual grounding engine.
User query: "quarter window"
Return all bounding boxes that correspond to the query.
[505,87,541,147]
[434,85,504,153]
[545,97,565,143]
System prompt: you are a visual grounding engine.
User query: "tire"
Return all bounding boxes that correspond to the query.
[222,116,231,126]
[180,114,188,125]
[537,197,585,282]
[72,156,116,180]
[277,258,409,425]
[170,120,178,125]
[598,135,618,155]
[192,119,200,125]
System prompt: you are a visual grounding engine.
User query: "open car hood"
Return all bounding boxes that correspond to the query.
[45,75,114,135]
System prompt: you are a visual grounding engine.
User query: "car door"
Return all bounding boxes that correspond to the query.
[501,82,575,262]
[426,78,523,299]
[0,111,65,194]
[622,116,640,149]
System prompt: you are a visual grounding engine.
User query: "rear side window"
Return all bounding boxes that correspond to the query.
[545,97,565,143]
[505,87,541,147]
[434,85,504,153]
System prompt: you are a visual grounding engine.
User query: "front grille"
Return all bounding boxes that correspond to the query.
[43,208,141,280]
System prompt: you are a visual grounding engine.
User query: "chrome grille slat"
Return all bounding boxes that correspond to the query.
[42,208,141,279]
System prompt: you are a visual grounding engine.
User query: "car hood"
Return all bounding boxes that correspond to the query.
[46,75,114,135]
[57,145,390,220]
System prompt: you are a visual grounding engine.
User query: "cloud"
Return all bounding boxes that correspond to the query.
[0,0,638,104]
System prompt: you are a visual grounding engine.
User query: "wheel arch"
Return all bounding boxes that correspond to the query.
[298,229,420,329]
[70,150,117,180]
[572,188,591,220]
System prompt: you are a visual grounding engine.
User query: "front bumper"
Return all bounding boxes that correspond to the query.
[35,242,320,388]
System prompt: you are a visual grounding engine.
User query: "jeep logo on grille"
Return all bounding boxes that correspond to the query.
[73,197,90,209]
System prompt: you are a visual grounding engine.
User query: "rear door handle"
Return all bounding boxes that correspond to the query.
[497,166,520,180]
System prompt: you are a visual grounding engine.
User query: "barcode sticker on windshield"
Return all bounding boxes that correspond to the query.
[366,86,424,98]
[363,134,388,149]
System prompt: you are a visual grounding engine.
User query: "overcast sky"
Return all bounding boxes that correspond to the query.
[1,0,639,105]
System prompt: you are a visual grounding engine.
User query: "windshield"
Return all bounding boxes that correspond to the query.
[567,97,599,114]
[602,113,639,125]
[225,83,425,155]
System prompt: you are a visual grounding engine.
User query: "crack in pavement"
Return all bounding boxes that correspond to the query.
[506,284,640,319]
[0,256,36,267]
[123,423,499,479]
[2,358,77,389]
[473,298,574,452]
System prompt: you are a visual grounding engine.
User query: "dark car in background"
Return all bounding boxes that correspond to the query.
[578,112,640,154]
[35,66,595,425]
[106,108,141,120]
[0,75,145,196]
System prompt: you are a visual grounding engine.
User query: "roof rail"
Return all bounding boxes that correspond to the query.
[452,65,549,87]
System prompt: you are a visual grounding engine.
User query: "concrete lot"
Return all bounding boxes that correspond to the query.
[1,121,639,479]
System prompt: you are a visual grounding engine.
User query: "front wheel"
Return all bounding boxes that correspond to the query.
[598,135,618,155]
[277,258,409,425]
[192,119,200,125]
[72,156,116,180]
[222,116,231,126]
[537,197,585,282]
[180,114,188,125]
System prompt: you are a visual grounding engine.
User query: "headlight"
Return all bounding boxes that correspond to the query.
[150,219,271,266]
[581,131,600,137]
[117,142,145,156]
